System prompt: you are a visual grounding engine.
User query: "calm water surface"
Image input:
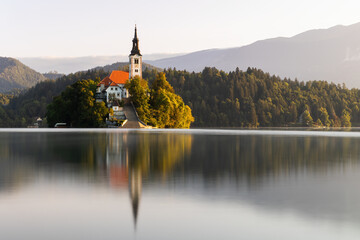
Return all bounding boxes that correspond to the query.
[1,129,360,239]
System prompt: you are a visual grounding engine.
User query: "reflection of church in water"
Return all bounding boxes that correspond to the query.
[102,132,146,227]
[95,131,192,228]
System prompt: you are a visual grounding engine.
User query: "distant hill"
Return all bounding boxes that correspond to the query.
[0,57,46,93]
[20,53,183,74]
[91,62,162,73]
[149,22,360,88]
[43,72,65,80]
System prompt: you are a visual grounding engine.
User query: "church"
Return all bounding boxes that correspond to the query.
[95,26,142,104]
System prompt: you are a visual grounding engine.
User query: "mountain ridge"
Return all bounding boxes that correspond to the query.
[148,22,360,87]
[0,57,46,93]
[19,53,184,74]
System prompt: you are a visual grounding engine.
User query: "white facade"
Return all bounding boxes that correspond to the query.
[105,84,128,101]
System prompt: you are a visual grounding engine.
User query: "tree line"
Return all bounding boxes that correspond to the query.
[1,65,360,128]
[0,70,108,127]
[142,67,358,127]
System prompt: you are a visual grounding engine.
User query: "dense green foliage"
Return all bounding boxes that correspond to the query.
[126,73,194,128]
[125,77,151,122]
[0,57,46,93]
[47,79,109,127]
[3,63,360,128]
[143,67,360,127]
[0,90,20,105]
[0,70,108,127]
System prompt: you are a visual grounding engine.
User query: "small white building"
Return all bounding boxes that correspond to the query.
[96,71,129,103]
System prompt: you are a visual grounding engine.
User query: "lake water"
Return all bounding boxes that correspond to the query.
[1,129,360,239]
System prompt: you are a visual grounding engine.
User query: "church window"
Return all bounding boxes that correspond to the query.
[134,59,139,64]
[117,93,120,96]
[135,69,138,73]
[111,88,113,90]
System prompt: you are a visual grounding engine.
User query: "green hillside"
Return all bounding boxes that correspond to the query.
[0,57,46,92]
[91,61,161,72]
[143,67,360,127]
[3,63,359,128]
[3,70,108,127]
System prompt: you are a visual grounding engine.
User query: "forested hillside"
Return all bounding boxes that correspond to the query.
[1,65,360,128]
[1,70,108,127]
[144,67,359,127]
[0,57,46,92]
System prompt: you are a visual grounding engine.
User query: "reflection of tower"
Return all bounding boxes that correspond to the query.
[103,132,193,229]
[104,132,143,227]
[106,133,128,167]
[129,168,142,227]
[105,133,129,188]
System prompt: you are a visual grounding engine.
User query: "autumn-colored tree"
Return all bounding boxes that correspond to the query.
[150,73,194,128]
[319,107,331,127]
[127,73,194,128]
[125,76,151,123]
[302,110,313,126]
[341,110,351,127]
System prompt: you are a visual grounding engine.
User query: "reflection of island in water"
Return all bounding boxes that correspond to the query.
[2,131,360,225]
[103,132,193,226]
[100,132,360,226]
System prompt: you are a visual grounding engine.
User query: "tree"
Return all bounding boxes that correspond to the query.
[151,88,194,128]
[128,73,194,128]
[125,76,151,123]
[150,73,194,128]
[341,110,351,127]
[152,72,174,93]
[289,101,298,123]
[47,79,109,127]
[249,100,258,127]
[316,118,323,126]
[318,107,331,127]
[302,110,313,126]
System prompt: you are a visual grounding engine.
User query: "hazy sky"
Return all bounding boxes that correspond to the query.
[1,0,360,57]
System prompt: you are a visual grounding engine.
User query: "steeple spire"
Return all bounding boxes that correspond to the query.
[130,25,141,56]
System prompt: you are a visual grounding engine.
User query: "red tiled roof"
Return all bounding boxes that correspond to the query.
[110,82,118,86]
[97,76,112,87]
[109,70,129,85]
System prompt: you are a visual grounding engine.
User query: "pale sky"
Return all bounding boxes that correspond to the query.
[1,0,360,58]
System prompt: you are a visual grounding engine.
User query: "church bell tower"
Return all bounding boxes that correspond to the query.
[129,25,142,79]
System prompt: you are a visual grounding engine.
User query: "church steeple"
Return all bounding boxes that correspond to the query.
[129,25,142,79]
[130,25,141,56]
